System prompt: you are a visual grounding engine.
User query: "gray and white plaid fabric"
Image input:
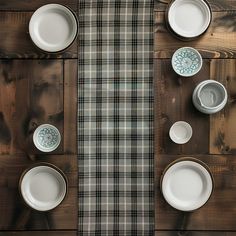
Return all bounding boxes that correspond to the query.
[78,0,154,235]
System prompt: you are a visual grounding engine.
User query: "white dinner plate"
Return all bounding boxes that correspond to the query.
[29,4,78,52]
[169,121,192,144]
[20,165,67,211]
[168,0,211,38]
[161,159,213,211]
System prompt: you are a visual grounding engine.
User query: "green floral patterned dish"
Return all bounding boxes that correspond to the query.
[33,124,61,152]
[172,47,203,77]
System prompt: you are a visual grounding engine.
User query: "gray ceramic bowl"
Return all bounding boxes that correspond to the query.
[192,80,227,114]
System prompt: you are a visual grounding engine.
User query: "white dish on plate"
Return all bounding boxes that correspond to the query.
[169,121,192,144]
[29,4,78,52]
[168,0,211,38]
[33,124,61,152]
[161,159,213,211]
[20,165,67,211]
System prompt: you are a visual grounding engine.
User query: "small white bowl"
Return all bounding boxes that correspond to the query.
[161,158,213,211]
[172,47,203,77]
[169,121,193,144]
[33,124,61,152]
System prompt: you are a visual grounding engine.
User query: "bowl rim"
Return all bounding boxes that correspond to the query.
[197,80,228,110]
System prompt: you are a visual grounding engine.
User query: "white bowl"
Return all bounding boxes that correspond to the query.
[169,121,192,144]
[168,0,211,38]
[29,4,78,52]
[20,165,67,211]
[33,124,61,152]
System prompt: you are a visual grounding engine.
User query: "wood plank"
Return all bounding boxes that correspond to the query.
[0,12,77,59]
[64,60,77,154]
[154,59,209,155]
[155,231,236,236]
[0,0,77,11]
[154,11,236,59]
[0,232,77,236]
[0,60,64,155]
[155,154,236,230]
[0,155,77,230]
[210,59,236,154]
[154,0,236,12]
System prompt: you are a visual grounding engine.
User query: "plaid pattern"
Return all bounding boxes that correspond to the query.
[78,0,154,235]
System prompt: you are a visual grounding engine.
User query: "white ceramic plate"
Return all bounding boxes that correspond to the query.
[20,165,67,211]
[29,4,78,52]
[169,121,192,144]
[161,160,213,211]
[168,0,211,38]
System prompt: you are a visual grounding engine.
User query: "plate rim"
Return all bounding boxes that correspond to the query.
[33,124,61,152]
[19,162,68,212]
[166,0,212,40]
[160,157,214,212]
[29,3,78,53]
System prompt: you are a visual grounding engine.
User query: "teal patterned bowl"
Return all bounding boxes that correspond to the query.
[33,124,61,152]
[172,47,203,77]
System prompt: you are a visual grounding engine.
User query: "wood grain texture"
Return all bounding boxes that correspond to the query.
[155,231,236,236]
[0,232,77,236]
[154,59,210,155]
[154,0,236,12]
[155,154,236,230]
[0,0,77,11]
[64,60,77,154]
[210,59,236,154]
[0,12,77,59]
[0,155,77,230]
[154,11,236,59]
[0,60,64,155]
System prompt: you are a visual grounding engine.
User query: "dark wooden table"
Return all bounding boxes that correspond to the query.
[0,1,78,235]
[155,0,236,235]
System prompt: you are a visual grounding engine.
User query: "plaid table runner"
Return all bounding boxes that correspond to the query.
[78,0,154,235]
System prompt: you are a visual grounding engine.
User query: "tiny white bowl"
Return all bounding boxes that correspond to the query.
[33,124,61,152]
[169,121,193,144]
